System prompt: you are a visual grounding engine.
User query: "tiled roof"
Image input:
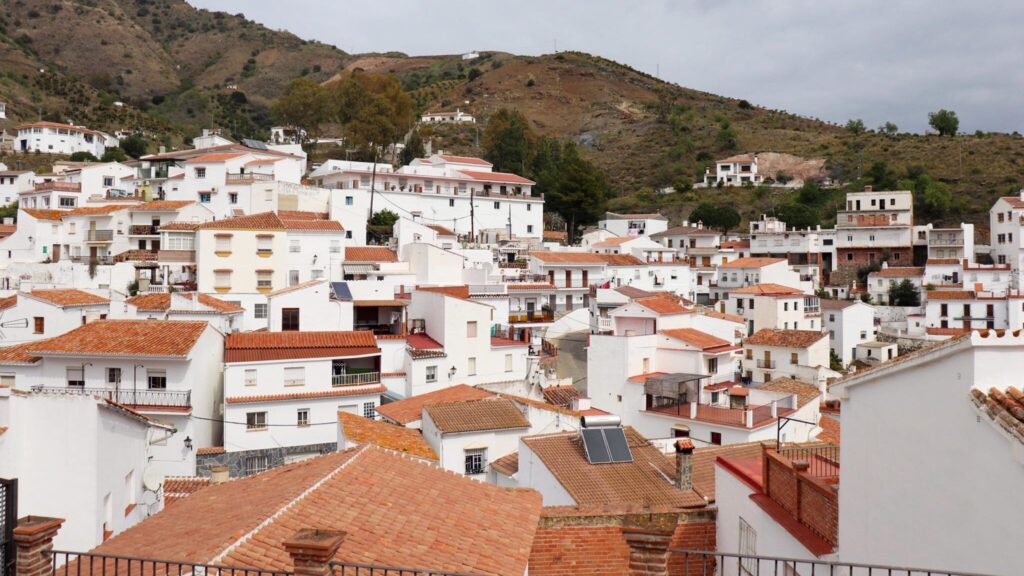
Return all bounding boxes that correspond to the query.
[601,254,645,266]
[999,196,1024,209]
[660,328,731,350]
[721,240,750,249]
[730,283,804,296]
[125,292,243,314]
[29,320,207,358]
[225,331,378,362]
[345,246,398,262]
[529,525,633,576]
[871,266,925,278]
[926,327,969,336]
[183,152,247,164]
[277,210,329,220]
[542,385,582,408]
[406,333,443,350]
[719,257,787,269]
[490,451,519,476]
[266,278,327,298]
[507,283,555,290]
[614,286,656,299]
[425,224,456,236]
[926,290,976,300]
[64,205,135,217]
[649,225,718,238]
[634,294,689,315]
[417,285,470,299]
[0,340,49,365]
[22,209,65,221]
[759,377,822,408]
[425,398,530,433]
[542,230,567,241]
[282,219,344,232]
[438,154,492,166]
[339,411,437,461]
[163,477,211,506]
[226,386,386,405]
[529,251,610,264]
[132,200,194,211]
[457,169,535,184]
[604,212,668,220]
[927,258,960,265]
[970,386,1024,444]
[817,415,841,444]
[692,441,773,502]
[0,225,16,238]
[745,328,827,349]
[521,427,707,508]
[376,384,495,425]
[196,212,287,230]
[591,237,634,248]
[719,153,755,163]
[0,295,16,311]
[15,121,99,135]
[93,447,542,576]
[24,289,108,308]
[698,309,745,325]
[819,299,857,310]
[159,221,202,231]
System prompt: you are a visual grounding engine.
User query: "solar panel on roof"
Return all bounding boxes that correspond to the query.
[330,282,353,301]
[581,428,611,464]
[604,427,633,463]
[242,139,269,150]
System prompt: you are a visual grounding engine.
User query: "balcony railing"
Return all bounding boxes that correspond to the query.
[68,255,113,265]
[226,172,274,182]
[129,224,159,235]
[157,249,196,262]
[31,385,191,409]
[86,229,114,242]
[670,549,991,576]
[332,372,381,387]
[777,443,840,480]
[756,359,776,369]
[508,310,554,323]
[33,181,81,192]
[467,284,507,296]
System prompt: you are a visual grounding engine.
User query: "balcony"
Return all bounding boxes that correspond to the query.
[647,401,791,428]
[129,224,159,236]
[113,250,158,263]
[33,181,81,193]
[332,371,381,387]
[468,284,508,296]
[226,172,274,183]
[31,385,191,410]
[69,255,113,265]
[86,229,114,243]
[756,359,776,369]
[509,310,555,323]
[157,249,196,263]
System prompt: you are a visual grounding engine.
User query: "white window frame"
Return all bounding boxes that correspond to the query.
[246,411,268,431]
[284,366,305,386]
[425,365,437,383]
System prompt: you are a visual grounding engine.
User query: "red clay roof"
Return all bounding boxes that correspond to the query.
[699,309,745,324]
[529,251,610,264]
[196,212,287,230]
[660,328,731,350]
[817,415,841,444]
[730,283,804,296]
[183,152,247,164]
[745,328,827,348]
[457,169,535,184]
[650,225,718,238]
[339,411,436,460]
[30,320,207,357]
[225,331,379,362]
[634,294,690,315]
[92,447,542,576]
[720,257,787,269]
[926,290,976,300]
[133,200,194,211]
[345,246,398,262]
[277,210,329,220]
[425,398,530,433]
[266,279,327,298]
[542,385,582,407]
[692,441,773,502]
[163,476,211,506]
[26,289,108,307]
[438,155,491,166]
[16,121,99,135]
[417,285,470,299]
[21,209,66,221]
[125,292,243,314]
[871,266,925,278]
[282,219,344,232]
[971,387,1024,443]
[226,385,386,405]
[759,377,822,409]
[377,384,495,425]
[425,224,456,236]
[0,295,16,311]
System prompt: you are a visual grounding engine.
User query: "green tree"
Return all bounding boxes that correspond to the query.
[845,118,867,135]
[467,67,482,81]
[545,143,608,243]
[830,349,844,371]
[271,77,329,145]
[69,151,98,162]
[119,134,148,159]
[482,108,537,174]
[400,128,425,166]
[369,208,399,228]
[0,201,18,223]
[916,177,952,219]
[888,278,921,306]
[689,203,740,233]
[928,109,959,136]
[100,147,127,162]
[866,161,899,190]
[775,203,820,230]
[715,127,738,151]
[879,121,899,136]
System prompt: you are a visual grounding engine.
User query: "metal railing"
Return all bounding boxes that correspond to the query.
[330,560,478,576]
[129,225,159,235]
[227,172,274,182]
[30,386,191,408]
[49,551,294,576]
[508,311,554,323]
[778,443,840,479]
[669,549,994,576]
[332,372,381,387]
[0,478,15,576]
[87,229,114,242]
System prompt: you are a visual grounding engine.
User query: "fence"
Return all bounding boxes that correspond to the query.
[670,549,995,576]
[30,386,191,409]
[0,478,15,576]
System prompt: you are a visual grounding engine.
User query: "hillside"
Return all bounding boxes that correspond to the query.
[2,0,1023,229]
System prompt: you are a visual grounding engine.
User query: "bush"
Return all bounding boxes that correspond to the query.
[467,67,482,81]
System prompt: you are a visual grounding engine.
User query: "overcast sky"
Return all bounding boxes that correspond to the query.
[191,0,1023,134]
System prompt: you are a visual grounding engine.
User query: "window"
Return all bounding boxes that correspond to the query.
[289,239,300,253]
[363,402,376,420]
[282,308,300,331]
[214,270,231,289]
[464,449,486,475]
[710,432,722,445]
[494,201,500,209]
[0,374,14,388]
[527,225,534,233]
[194,168,206,179]
[345,196,354,206]
[284,367,305,386]
[67,367,84,387]
[330,239,341,253]
[707,357,718,374]
[505,353,513,372]
[449,198,455,207]
[34,317,44,334]
[466,321,478,338]
[147,369,167,389]
[467,357,477,376]
[215,235,232,253]
[246,412,268,431]
[287,270,299,286]
[257,270,273,290]
[745,349,752,360]
[59,196,76,208]
[311,269,324,280]
[165,233,195,250]
[254,303,268,319]
[107,368,122,385]
[199,193,211,203]
[790,352,798,364]
[426,365,437,383]
[125,469,136,510]
[244,369,257,386]
[527,204,532,211]
[257,235,273,255]
[739,518,757,576]
[245,455,269,475]
[229,192,238,204]
[297,408,310,427]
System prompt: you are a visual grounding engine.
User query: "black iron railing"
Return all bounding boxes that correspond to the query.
[50,551,293,576]
[777,443,840,479]
[671,549,995,576]
[30,386,191,408]
[0,478,16,576]
[330,560,478,576]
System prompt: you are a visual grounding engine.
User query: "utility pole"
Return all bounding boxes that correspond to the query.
[470,189,475,244]
[507,204,512,240]
[367,145,379,244]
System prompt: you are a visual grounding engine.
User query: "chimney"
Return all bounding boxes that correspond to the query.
[572,396,592,411]
[14,516,65,576]
[622,528,673,576]
[675,439,694,491]
[284,529,346,576]
[2,217,12,225]
[863,185,873,192]
[210,465,230,484]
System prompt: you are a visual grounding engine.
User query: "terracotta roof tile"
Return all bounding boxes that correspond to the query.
[438,155,492,166]
[591,237,634,248]
[926,290,977,300]
[266,279,327,298]
[282,219,344,232]
[196,212,286,230]
[507,283,555,290]
[730,283,804,296]
[745,328,827,348]
[425,397,530,433]
[614,286,656,299]
[425,224,456,236]
[634,294,689,315]
[490,451,519,476]
[133,200,194,211]
[159,221,202,231]
[0,340,49,365]
[0,295,16,311]
[649,225,719,238]
[225,385,386,405]
[817,415,841,444]
[30,320,207,358]
[345,246,398,262]
[819,299,857,310]
[64,205,135,217]
[225,331,379,362]
[521,427,707,508]
[162,476,211,506]
[529,251,610,264]
[183,152,247,164]
[601,254,645,266]
[457,169,535,184]
[24,289,108,307]
[698,309,745,324]
[277,210,329,220]
[22,209,65,221]
[971,386,1024,443]
[125,292,243,314]
[339,412,436,460]
[692,441,773,502]
[417,285,470,299]
[660,328,731,350]
[93,447,542,576]
[376,384,495,425]
[542,385,582,408]
[871,266,925,278]
[759,377,821,408]
[719,257,788,269]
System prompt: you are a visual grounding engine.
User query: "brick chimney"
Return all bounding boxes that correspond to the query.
[284,528,346,576]
[674,439,694,491]
[14,516,64,576]
[622,528,673,576]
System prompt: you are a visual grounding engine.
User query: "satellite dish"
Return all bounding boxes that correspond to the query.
[142,467,164,492]
[140,491,157,506]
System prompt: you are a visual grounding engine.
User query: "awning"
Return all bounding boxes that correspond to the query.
[343,263,376,274]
